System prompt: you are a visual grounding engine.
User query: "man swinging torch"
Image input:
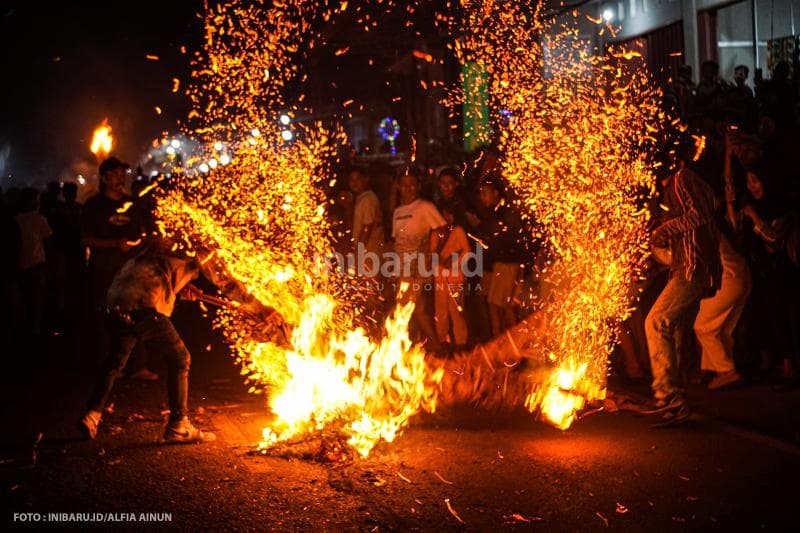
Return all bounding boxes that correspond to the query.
[79,238,278,443]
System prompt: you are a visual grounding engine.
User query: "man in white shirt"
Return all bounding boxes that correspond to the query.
[391,171,446,353]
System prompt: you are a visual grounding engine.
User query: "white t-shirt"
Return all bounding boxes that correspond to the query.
[352,190,384,253]
[392,198,445,275]
[15,211,52,271]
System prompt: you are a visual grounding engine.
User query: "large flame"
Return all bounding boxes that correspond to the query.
[90,119,113,158]
[152,0,662,457]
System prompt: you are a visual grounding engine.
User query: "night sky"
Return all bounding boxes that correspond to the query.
[0,2,202,184]
[0,1,458,186]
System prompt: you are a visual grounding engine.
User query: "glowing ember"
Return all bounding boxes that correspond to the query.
[449,2,661,428]
[155,0,443,457]
[90,119,113,158]
[153,0,662,457]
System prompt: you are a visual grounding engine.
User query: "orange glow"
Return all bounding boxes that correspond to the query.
[153,0,662,456]
[412,50,433,62]
[90,120,113,159]
[449,2,661,428]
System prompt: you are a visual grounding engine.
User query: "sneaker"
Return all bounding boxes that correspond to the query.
[708,370,742,391]
[634,394,684,415]
[651,401,690,427]
[130,368,160,381]
[79,410,102,440]
[163,417,216,443]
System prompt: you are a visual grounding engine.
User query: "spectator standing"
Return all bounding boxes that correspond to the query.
[15,188,52,339]
[391,171,446,353]
[477,178,524,337]
[644,142,721,424]
[433,203,470,352]
[81,157,143,366]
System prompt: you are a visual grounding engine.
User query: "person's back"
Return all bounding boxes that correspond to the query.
[108,251,198,318]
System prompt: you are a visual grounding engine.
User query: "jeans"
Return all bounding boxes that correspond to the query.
[646,276,707,399]
[88,309,190,422]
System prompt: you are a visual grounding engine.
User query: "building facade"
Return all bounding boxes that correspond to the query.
[561,0,799,84]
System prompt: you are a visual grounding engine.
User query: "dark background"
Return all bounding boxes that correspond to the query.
[0,1,202,183]
[0,1,460,185]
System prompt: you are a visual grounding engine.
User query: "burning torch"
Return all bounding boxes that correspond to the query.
[90,119,113,162]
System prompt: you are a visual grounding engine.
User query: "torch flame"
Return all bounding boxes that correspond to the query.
[151,0,662,457]
[90,120,113,159]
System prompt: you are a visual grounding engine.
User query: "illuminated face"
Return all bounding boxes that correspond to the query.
[348,171,367,194]
[438,174,457,200]
[746,172,764,199]
[103,167,126,194]
[398,174,419,204]
[479,184,499,208]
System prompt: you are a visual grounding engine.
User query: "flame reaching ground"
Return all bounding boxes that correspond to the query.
[90,119,113,159]
[156,0,444,457]
[448,2,662,428]
[155,0,662,457]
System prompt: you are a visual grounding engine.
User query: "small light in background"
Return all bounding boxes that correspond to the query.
[281,129,294,141]
[251,128,261,137]
[208,158,218,169]
[219,154,231,165]
[166,146,176,155]
[279,114,291,125]
[170,139,181,148]
[199,163,210,173]
[213,141,223,151]
[602,7,615,22]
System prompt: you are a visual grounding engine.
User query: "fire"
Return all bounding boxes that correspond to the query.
[448,2,660,428]
[255,288,441,457]
[90,120,113,159]
[155,0,443,457]
[152,0,662,457]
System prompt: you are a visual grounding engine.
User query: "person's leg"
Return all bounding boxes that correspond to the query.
[645,277,704,400]
[488,303,503,337]
[136,313,190,422]
[434,283,450,344]
[449,285,468,347]
[719,263,751,371]
[398,279,441,350]
[87,315,137,412]
[694,286,737,374]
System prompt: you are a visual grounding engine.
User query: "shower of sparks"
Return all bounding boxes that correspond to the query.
[155,0,441,457]
[444,1,662,428]
[154,0,665,457]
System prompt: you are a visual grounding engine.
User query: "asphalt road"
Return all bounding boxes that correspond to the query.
[2,309,799,531]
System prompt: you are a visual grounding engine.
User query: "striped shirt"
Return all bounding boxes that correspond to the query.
[652,168,722,291]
